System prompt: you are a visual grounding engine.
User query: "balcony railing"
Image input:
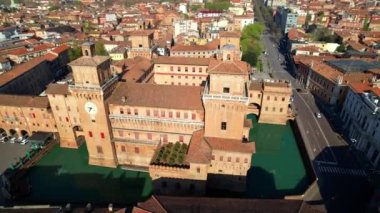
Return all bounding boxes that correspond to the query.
[109,114,205,127]
[202,82,249,104]
[113,137,160,145]
[69,75,118,93]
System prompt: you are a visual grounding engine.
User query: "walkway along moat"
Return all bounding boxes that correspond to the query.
[18,115,310,204]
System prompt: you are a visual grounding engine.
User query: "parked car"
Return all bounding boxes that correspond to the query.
[315,112,322,118]
[20,138,29,145]
[9,136,17,143]
[2,136,10,143]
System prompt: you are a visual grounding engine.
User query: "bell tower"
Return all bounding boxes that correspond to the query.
[68,42,118,167]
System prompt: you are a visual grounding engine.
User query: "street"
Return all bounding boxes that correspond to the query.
[260,27,373,212]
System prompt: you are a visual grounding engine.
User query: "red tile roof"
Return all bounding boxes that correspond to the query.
[0,94,49,108]
[186,130,212,164]
[205,137,256,153]
[108,82,204,110]
[350,82,380,96]
[208,60,250,75]
[0,57,46,87]
[50,44,70,54]
[7,43,55,56]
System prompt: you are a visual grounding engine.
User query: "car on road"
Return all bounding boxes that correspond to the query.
[315,112,322,118]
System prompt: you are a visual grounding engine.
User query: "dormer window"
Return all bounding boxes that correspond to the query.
[223,87,230,94]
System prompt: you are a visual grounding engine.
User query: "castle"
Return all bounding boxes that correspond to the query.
[0,42,293,195]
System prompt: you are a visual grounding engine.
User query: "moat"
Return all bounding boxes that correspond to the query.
[19,115,309,204]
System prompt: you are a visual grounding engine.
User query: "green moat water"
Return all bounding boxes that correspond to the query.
[22,115,308,203]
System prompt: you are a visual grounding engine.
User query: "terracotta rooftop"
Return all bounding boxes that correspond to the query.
[108,82,204,110]
[249,81,263,91]
[121,57,153,82]
[50,44,70,54]
[69,55,110,67]
[219,31,241,38]
[129,30,154,36]
[205,137,255,153]
[186,130,212,164]
[347,40,367,52]
[350,82,380,96]
[297,45,320,52]
[171,39,219,52]
[208,60,250,75]
[7,43,55,56]
[0,94,49,108]
[0,57,46,87]
[133,196,167,213]
[45,83,69,95]
[153,56,211,66]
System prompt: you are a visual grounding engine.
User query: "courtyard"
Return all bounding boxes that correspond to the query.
[19,145,152,204]
[0,142,32,174]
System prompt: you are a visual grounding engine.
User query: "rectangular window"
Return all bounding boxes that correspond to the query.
[227,157,231,162]
[236,157,240,163]
[177,67,181,71]
[127,108,131,115]
[221,122,227,130]
[258,94,261,98]
[185,67,188,72]
[265,107,268,111]
[134,109,138,115]
[223,87,230,93]
[184,112,188,119]
[146,109,150,116]
[169,111,173,118]
[219,156,223,161]
[121,146,126,152]
[179,135,184,142]
[154,110,158,117]
[191,113,196,120]
[199,67,202,73]
[96,146,103,154]
[282,97,285,101]
[100,132,105,139]
[272,107,275,112]
[134,132,139,140]
[176,112,180,118]
[163,135,168,143]
[134,147,140,153]
[65,117,69,122]
[88,131,93,137]
[147,133,152,140]
[267,96,270,100]
[280,108,283,112]
[212,155,215,160]
[197,167,200,173]
[160,111,165,117]
[120,108,124,114]
[244,158,248,163]
[55,105,59,110]
[118,130,123,137]
[170,66,173,71]
[67,106,71,111]
[192,67,195,72]
[274,97,278,101]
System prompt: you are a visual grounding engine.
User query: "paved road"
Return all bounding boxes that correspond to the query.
[260,27,373,212]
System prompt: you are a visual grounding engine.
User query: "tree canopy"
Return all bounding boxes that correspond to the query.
[311,27,341,43]
[204,0,230,11]
[95,41,108,56]
[241,23,264,67]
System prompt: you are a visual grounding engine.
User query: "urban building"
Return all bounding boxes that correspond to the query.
[341,81,380,169]
[173,20,199,38]
[274,7,298,34]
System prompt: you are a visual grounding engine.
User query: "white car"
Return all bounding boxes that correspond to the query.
[9,137,17,143]
[315,112,322,118]
[20,138,28,145]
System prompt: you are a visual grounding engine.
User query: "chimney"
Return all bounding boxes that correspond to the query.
[121,96,127,103]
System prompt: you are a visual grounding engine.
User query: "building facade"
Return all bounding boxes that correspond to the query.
[341,82,380,169]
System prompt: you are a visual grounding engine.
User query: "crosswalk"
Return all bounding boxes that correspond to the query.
[318,165,367,177]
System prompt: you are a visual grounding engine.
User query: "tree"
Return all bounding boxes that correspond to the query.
[95,41,108,56]
[312,27,340,43]
[190,4,201,12]
[240,23,264,66]
[68,43,82,62]
[336,44,346,53]
[204,0,231,10]
[363,18,370,31]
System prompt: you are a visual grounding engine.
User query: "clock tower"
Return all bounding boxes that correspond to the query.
[68,42,118,167]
